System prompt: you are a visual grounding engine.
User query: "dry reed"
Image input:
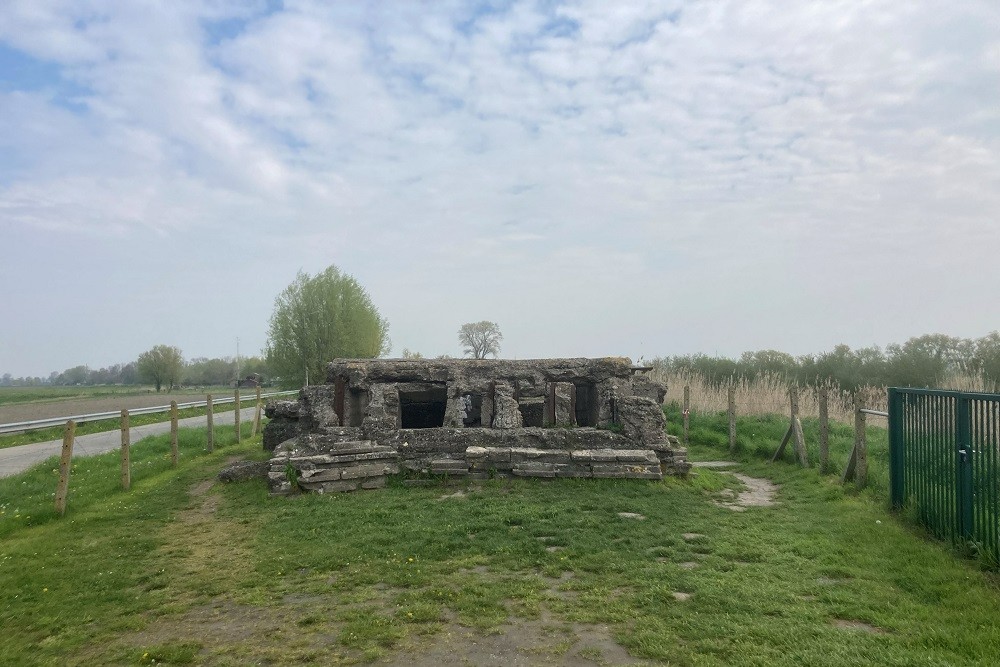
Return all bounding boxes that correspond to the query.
[652,369,995,426]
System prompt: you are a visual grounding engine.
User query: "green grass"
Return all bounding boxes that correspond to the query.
[0,397,262,450]
[664,402,1000,565]
[2,419,1000,665]
[665,401,889,494]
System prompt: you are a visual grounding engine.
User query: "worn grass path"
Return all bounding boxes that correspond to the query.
[1,422,999,665]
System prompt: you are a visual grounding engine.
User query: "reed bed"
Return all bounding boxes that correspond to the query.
[652,369,996,425]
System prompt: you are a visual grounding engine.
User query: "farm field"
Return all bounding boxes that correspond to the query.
[0,387,275,451]
[1,416,999,665]
[0,386,239,423]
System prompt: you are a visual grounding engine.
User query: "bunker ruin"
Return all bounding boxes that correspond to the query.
[263,357,689,494]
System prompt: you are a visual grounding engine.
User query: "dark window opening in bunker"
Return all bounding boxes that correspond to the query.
[399,386,447,429]
[518,399,545,427]
[462,393,483,427]
[574,382,598,427]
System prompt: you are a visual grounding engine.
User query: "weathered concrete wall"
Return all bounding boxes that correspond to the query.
[265,357,688,494]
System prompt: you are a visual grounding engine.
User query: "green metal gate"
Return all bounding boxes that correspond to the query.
[889,388,1000,559]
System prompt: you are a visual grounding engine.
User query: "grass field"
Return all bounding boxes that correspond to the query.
[0,386,233,408]
[2,411,1000,665]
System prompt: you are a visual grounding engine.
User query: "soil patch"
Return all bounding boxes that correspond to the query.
[384,616,646,666]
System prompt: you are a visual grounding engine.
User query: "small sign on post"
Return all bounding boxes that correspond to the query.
[55,420,76,516]
[121,409,131,490]
[170,401,179,467]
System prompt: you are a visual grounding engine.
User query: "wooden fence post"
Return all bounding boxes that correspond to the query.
[252,384,262,437]
[120,409,131,491]
[234,387,241,444]
[170,401,179,467]
[771,386,809,467]
[54,420,75,516]
[727,386,737,453]
[206,394,214,452]
[682,385,690,446]
[854,394,868,488]
[819,388,830,474]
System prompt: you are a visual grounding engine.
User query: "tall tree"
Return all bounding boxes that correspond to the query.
[458,321,502,359]
[136,345,184,392]
[266,266,390,388]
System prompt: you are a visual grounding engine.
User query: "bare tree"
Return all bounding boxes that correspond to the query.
[458,321,502,359]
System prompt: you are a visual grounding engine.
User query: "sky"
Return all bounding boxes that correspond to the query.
[1,1,999,378]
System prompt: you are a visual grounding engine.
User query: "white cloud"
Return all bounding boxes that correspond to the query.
[1,0,999,374]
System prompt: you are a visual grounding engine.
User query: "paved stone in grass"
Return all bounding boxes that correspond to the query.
[672,592,692,601]
[710,472,779,512]
[691,461,738,468]
[618,512,646,520]
[678,562,699,570]
[682,533,705,540]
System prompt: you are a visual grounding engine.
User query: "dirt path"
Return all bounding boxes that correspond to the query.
[691,461,779,511]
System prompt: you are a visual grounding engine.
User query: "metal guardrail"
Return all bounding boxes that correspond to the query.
[0,390,299,435]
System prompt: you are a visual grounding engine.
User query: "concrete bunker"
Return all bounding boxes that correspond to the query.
[263,357,689,495]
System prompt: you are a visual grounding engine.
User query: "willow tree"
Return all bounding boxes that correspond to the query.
[266,266,390,388]
[136,344,184,392]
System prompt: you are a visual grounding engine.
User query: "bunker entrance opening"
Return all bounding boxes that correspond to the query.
[399,386,447,429]
[462,393,483,427]
[574,382,598,427]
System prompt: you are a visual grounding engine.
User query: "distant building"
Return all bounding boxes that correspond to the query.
[237,373,262,388]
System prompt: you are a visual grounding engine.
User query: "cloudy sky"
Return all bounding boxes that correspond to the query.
[1,1,998,377]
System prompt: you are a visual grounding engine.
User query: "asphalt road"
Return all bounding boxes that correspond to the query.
[0,407,257,479]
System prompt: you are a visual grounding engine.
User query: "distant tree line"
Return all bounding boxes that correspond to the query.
[0,353,270,389]
[654,332,1000,392]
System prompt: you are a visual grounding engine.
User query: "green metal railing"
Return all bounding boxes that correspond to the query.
[889,388,1000,558]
